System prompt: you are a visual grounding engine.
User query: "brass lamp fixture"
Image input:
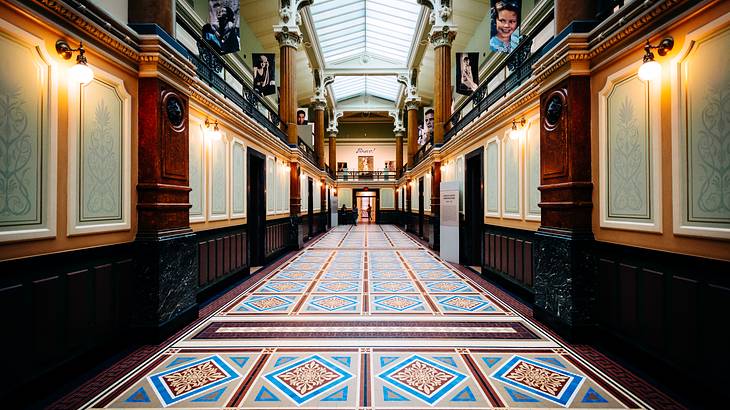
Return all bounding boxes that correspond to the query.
[56,39,94,85]
[509,117,526,140]
[204,119,222,141]
[638,37,674,81]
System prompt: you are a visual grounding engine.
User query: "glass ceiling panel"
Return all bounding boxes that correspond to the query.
[311,0,421,66]
[332,75,401,101]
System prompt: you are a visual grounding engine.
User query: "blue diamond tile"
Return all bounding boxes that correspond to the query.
[148,355,239,406]
[264,355,353,405]
[491,355,585,407]
[378,355,466,405]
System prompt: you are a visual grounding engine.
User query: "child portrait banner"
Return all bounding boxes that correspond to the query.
[490,1,521,54]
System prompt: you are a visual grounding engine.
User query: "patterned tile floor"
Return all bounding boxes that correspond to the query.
[80,225,668,409]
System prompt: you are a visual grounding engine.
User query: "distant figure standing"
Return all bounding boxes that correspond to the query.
[367,204,372,221]
[352,205,358,225]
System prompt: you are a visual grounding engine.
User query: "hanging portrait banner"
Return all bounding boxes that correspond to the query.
[456,52,479,95]
[252,53,276,95]
[203,0,240,55]
[490,0,522,54]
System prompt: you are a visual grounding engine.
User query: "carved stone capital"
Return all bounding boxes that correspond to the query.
[326,127,338,137]
[405,100,421,111]
[394,127,406,137]
[430,25,457,48]
[311,99,327,111]
[274,26,302,49]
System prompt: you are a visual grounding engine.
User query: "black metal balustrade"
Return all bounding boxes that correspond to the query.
[177,18,289,145]
[413,135,434,166]
[298,138,319,167]
[444,14,554,144]
[337,171,396,181]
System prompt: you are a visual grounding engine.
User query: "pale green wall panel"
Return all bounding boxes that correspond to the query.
[527,123,540,215]
[211,139,227,215]
[607,77,650,219]
[504,138,520,214]
[232,141,245,214]
[189,122,204,217]
[486,142,499,213]
[684,29,730,224]
[0,33,45,227]
[380,188,394,209]
[79,80,123,222]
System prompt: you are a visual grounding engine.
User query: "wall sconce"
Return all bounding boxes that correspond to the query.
[509,118,526,140]
[56,39,94,85]
[204,119,222,141]
[638,37,674,81]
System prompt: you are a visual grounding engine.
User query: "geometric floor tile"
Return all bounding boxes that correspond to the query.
[377,355,467,405]
[415,270,461,280]
[260,281,307,293]
[302,295,361,313]
[435,294,497,313]
[370,280,417,293]
[236,295,298,313]
[490,355,585,407]
[370,270,410,280]
[147,355,240,406]
[424,280,475,293]
[264,354,353,405]
[314,281,361,293]
[271,271,317,281]
[322,271,363,280]
[371,294,429,313]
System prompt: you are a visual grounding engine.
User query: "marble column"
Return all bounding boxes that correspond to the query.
[554,0,597,34]
[406,101,419,168]
[313,101,326,169]
[395,127,405,177]
[328,127,337,177]
[431,28,456,144]
[129,0,175,34]
[275,30,301,145]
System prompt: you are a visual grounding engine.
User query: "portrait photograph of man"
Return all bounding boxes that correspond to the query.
[296,108,309,125]
[418,107,434,146]
[205,0,240,55]
[456,52,479,95]
[490,1,521,53]
[252,53,276,96]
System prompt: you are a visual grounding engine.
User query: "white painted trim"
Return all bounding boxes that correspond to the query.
[524,115,542,221]
[502,131,523,220]
[599,60,663,233]
[207,135,229,221]
[67,66,131,236]
[189,116,207,223]
[671,12,730,239]
[0,19,57,242]
[485,137,502,218]
[230,136,246,220]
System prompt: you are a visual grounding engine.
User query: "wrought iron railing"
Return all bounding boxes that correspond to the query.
[444,14,554,143]
[337,171,397,181]
[177,18,288,144]
[298,138,319,167]
[400,164,407,178]
[413,135,434,167]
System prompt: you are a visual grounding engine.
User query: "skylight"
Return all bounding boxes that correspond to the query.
[311,0,421,65]
[332,75,401,101]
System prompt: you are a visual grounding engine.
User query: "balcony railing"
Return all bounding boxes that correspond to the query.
[177,18,288,145]
[298,138,319,167]
[445,13,554,143]
[337,171,397,181]
[413,135,434,167]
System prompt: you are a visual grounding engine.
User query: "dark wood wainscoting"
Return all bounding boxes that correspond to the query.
[594,242,730,399]
[0,243,134,397]
[196,225,249,293]
[265,218,290,259]
[378,209,399,224]
[300,214,311,241]
[482,225,536,293]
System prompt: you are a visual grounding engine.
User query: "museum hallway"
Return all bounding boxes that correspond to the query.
[47,225,679,409]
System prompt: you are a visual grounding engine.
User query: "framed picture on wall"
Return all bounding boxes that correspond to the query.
[358,156,374,172]
[337,162,348,172]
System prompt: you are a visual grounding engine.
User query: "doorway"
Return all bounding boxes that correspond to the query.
[247,148,266,267]
[354,190,377,223]
[464,148,484,267]
[418,177,424,237]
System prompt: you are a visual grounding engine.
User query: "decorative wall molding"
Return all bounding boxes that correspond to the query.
[599,61,662,233]
[671,11,730,239]
[502,131,523,220]
[67,65,132,236]
[525,114,541,221]
[189,116,206,223]
[485,137,501,218]
[208,136,229,221]
[231,137,246,219]
[0,18,57,242]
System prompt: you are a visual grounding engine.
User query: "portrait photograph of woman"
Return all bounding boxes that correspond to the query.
[206,0,240,54]
[252,53,276,96]
[456,52,479,95]
[490,1,521,54]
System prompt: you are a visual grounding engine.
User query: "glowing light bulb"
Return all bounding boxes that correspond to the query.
[69,62,94,85]
[638,60,661,81]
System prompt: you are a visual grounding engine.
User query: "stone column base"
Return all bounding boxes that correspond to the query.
[132,232,199,341]
[533,229,597,342]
